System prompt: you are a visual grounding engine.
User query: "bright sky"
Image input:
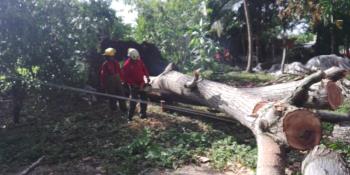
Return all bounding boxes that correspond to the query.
[110,0,138,26]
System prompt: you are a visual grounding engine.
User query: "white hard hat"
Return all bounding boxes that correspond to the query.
[128,48,140,60]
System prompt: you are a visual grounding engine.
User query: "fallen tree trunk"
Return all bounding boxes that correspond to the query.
[302,145,349,175]
[242,67,346,110]
[150,64,342,175]
[150,67,345,110]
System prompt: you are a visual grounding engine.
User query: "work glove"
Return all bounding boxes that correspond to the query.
[146,77,150,83]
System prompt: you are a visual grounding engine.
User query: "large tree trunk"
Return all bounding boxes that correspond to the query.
[149,64,345,175]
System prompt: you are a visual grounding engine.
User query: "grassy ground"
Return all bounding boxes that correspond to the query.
[1,72,349,175]
[0,72,273,175]
[0,98,257,175]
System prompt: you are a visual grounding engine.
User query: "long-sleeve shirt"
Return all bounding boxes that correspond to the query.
[99,60,124,89]
[122,58,149,86]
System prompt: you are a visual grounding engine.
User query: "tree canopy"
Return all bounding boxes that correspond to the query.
[0,0,129,90]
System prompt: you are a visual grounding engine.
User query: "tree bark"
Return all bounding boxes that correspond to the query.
[241,80,343,110]
[331,122,350,143]
[302,145,349,175]
[257,134,285,175]
[243,0,253,72]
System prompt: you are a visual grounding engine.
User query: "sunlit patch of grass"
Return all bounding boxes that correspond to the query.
[201,70,275,86]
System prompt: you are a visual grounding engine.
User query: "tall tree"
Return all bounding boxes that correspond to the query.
[130,0,218,71]
[0,0,128,85]
[243,0,253,72]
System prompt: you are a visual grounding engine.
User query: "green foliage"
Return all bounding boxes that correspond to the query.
[0,0,129,92]
[131,0,218,71]
[209,136,257,170]
[115,128,210,170]
[322,140,350,164]
[336,100,350,113]
[291,32,315,44]
[321,122,334,136]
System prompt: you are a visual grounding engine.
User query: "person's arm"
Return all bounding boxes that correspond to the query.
[115,60,125,82]
[140,59,150,82]
[99,63,106,90]
[122,61,131,85]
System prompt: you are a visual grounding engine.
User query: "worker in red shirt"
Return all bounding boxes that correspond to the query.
[123,48,150,121]
[99,48,127,113]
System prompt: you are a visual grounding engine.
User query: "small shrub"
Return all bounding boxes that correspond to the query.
[209,136,257,170]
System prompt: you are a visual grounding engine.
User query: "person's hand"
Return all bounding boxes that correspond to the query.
[146,77,150,83]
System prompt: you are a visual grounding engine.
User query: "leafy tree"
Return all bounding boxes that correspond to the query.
[129,0,220,71]
[0,0,128,89]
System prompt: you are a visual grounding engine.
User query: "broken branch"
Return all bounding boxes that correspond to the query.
[284,71,325,106]
[18,156,45,175]
[315,110,350,123]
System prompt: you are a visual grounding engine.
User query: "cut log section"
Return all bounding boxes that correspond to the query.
[283,109,321,150]
[304,80,343,110]
[302,145,350,175]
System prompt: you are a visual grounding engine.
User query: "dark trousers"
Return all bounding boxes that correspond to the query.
[106,75,127,112]
[128,86,148,120]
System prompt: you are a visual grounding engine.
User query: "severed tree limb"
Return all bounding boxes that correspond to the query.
[243,67,346,110]
[18,156,45,175]
[324,66,348,82]
[184,68,201,88]
[314,110,350,123]
[283,71,325,106]
[302,145,349,175]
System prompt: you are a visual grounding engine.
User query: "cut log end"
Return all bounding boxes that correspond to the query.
[252,101,269,116]
[326,81,343,109]
[283,109,321,150]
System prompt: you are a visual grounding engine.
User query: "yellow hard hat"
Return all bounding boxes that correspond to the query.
[103,48,116,57]
[128,48,140,60]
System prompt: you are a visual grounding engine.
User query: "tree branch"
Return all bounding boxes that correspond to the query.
[324,66,347,82]
[284,71,325,106]
[315,110,350,123]
[184,68,201,88]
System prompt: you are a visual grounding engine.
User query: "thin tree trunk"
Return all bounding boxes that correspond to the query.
[243,0,253,72]
[345,36,349,57]
[272,43,276,61]
[281,30,287,73]
[281,47,287,73]
[330,14,335,54]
